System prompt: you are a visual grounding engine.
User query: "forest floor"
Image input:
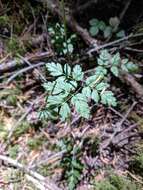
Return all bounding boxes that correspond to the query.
[0,0,143,190]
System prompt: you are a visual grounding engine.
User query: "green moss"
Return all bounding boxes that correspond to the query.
[8,145,20,159]
[37,165,51,177]
[95,180,116,190]
[0,15,10,26]
[14,122,31,138]
[130,151,143,177]
[83,136,99,157]
[0,88,20,99]
[6,37,26,55]
[0,121,8,140]
[94,174,139,190]
[27,136,45,150]
[130,112,143,130]
[109,175,138,190]
[0,88,21,106]
[6,95,17,106]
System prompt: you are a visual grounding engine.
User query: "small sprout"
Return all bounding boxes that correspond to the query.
[89,17,125,39]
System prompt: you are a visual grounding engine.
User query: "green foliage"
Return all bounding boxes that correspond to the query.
[97,50,138,77]
[67,158,83,190]
[37,165,51,177]
[14,122,31,138]
[130,152,143,176]
[0,88,21,106]
[0,15,10,26]
[48,23,76,55]
[94,174,139,190]
[27,136,45,150]
[40,62,116,121]
[6,95,17,106]
[6,36,26,55]
[89,17,125,38]
[58,138,83,190]
[40,50,138,121]
[0,121,8,140]
[83,136,99,157]
[8,145,20,159]
[121,58,139,73]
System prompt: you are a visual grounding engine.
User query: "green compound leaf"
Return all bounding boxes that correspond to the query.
[97,58,105,66]
[98,21,106,31]
[71,93,90,119]
[52,77,77,94]
[47,95,64,105]
[99,50,111,61]
[109,17,120,28]
[46,62,63,76]
[89,18,99,26]
[125,62,138,73]
[101,91,117,107]
[116,30,125,38]
[91,89,100,103]
[121,64,128,72]
[71,93,87,104]
[68,173,79,190]
[98,58,109,66]
[96,82,109,91]
[103,26,112,38]
[96,66,107,75]
[38,110,50,120]
[111,53,120,66]
[122,58,129,64]
[67,43,74,53]
[59,103,71,121]
[110,66,119,77]
[67,158,83,190]
[90,26,99,36]
[86,74,103,88]
[71,159,83,170]
[42,82,55,92]
[72,65,84,81]
[82,86,91,98]
[64,64,71,76]
[121,60,138,73]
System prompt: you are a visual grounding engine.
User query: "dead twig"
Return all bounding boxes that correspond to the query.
[6,62,46,84]
[30,150,66,169]
[0,154,62,190]
[100,102,137,150]
[87,32,143,55]
[121,73,143,97]
[17,54,47,82]
[0,51,53,74]
[126,171,143,185]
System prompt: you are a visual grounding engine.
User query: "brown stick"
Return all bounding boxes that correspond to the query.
[0,51,53,74]
[0,154,62,190]
[121,73,143,97]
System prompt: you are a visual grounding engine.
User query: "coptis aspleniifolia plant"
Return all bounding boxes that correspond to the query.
[48,23,76,55]
[39,50,138,121]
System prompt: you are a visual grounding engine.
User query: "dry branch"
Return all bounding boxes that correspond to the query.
[121,73,143,97]
[0,51,53,74]
[6,62,46,84]
[0,154,62,190]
